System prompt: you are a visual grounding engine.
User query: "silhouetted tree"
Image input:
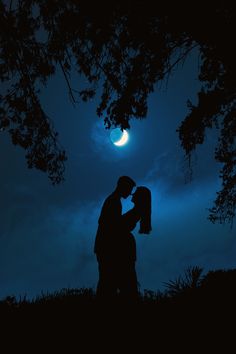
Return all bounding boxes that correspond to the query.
[1,1,235,223]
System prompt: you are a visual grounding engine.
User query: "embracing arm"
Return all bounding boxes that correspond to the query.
[121,208,140,232]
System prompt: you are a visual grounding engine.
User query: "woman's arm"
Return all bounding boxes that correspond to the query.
[121,208,140,232]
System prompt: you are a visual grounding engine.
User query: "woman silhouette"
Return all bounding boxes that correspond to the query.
[118,186,152,301]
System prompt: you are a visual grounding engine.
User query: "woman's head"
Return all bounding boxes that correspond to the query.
[132,186,152,234]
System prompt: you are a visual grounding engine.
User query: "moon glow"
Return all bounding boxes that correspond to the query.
[110,128,129,146]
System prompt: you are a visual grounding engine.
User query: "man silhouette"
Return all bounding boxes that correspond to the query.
[94,176,136,300]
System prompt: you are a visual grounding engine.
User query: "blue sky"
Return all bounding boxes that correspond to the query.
[0,49,235,299]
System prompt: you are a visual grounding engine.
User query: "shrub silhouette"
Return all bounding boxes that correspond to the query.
[163,266,204,297]
[200,269,236,301]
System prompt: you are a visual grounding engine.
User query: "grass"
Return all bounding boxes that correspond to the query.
[1,266,235,311]
[1,267,235,349]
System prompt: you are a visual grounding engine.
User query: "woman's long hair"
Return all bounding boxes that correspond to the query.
[134,186,152,234]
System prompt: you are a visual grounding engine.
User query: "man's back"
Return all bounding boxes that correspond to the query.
[94,191,122,257]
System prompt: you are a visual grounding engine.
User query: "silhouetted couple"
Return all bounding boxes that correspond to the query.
[94,176,152,303]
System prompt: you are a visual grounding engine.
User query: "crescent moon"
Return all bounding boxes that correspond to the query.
[114,130,129,146]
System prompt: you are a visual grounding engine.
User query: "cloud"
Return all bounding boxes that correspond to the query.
[0,121,233,301]
[0,163,235,300]
[119,167,236,293]
[0,189,103,299]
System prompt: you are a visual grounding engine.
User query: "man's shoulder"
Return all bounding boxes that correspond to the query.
[105,192,119,203]
[102,192,121,210]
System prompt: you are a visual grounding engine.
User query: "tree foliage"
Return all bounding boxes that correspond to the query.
[0,1,235,224]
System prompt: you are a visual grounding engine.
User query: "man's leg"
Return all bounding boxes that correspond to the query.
[96,256,117,301]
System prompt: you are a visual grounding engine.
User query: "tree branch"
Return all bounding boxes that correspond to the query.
[162,43,199,78]
[59,61,77,105]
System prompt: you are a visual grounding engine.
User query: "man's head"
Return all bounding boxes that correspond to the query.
[116,176,136,199]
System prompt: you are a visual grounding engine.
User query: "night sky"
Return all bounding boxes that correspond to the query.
[1,48,235,300]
